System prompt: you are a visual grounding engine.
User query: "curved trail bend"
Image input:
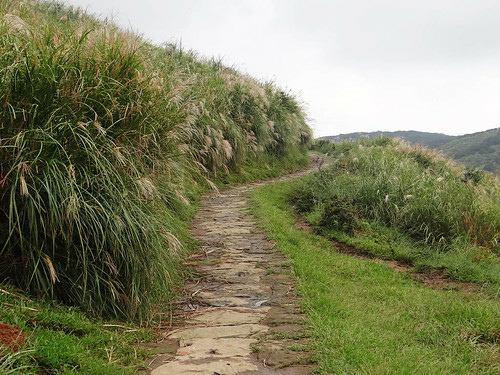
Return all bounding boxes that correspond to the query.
[148,162,320,375]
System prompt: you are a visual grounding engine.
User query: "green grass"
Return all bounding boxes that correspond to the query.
[0,284,153,374]
[318,222,500,297]
[251,179,500,374]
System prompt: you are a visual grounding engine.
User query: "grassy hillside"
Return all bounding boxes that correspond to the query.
[439,128,500,174]
[292,138,500,295]
[323,130,456,149]
[322,128,499,173]
[0,0,311,322]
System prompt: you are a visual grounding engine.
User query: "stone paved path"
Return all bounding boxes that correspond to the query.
[148,162,320,375]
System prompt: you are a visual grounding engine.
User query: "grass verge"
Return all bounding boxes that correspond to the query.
[0,284,153,374]
[251,178,500,374]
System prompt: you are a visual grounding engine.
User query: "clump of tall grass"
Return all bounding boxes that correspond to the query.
[292,137,500,254]
[0,0,311,319]
[310,138,336,154]
[0,347,35,374]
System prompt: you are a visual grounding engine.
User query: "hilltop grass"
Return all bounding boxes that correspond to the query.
[0,0,311,321]
[251,180,500,374]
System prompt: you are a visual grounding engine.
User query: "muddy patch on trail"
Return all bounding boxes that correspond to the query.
[411,267,479,293]
[294,217,480,294]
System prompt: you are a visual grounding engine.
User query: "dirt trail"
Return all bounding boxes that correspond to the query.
[147,163,319,375]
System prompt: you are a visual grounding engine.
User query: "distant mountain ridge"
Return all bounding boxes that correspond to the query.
[440,128,500,174]
[321,128,500,174]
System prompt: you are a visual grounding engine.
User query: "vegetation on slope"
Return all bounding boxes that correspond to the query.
[321,127,500,174]
[323,130,455,149]
[0,0,311,322]
[293,138,500,294]
[251,181,500,374]
[439,128,500,174]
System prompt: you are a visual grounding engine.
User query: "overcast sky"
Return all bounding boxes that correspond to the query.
[63,0,500,137]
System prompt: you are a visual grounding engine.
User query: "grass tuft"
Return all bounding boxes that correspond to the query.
[0,284,153,374]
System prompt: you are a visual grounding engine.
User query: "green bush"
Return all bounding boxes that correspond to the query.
[318,196,359,234]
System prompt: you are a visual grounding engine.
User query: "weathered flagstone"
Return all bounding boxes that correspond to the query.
[146,164,319,375]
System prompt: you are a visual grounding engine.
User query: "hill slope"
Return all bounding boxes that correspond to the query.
[439,128,500,174]
[292,137,500,288]
[323,130,456,149]
[322,128,499,173]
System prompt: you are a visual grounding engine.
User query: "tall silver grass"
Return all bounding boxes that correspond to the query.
[0,0,311,319]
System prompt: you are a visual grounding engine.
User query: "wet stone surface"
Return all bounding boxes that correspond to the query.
[146,166,318,375]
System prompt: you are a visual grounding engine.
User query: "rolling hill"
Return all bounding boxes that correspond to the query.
[323,130,455,149]
[439,128,500,174]
[322,128,499,174]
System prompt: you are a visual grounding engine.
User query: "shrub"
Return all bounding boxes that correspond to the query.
[318,196,359,235]
[461,167,485,185]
